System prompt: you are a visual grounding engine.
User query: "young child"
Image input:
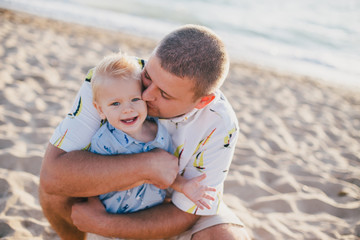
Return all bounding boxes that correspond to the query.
[89,52,216,214]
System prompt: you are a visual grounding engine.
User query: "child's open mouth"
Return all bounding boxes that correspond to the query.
[121,116,138,125]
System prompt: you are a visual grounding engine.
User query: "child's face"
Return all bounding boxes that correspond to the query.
[94,77,147,136]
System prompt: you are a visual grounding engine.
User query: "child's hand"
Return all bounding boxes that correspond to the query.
[182,174,216,210]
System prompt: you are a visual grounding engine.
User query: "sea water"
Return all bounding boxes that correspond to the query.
[1,0,359,89]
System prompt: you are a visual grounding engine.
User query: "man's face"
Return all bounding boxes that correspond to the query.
[141,55,201,119]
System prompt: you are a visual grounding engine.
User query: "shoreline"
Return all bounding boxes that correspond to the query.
[2,0,360,91]
[1,9,359,240]
[2,7,360,94]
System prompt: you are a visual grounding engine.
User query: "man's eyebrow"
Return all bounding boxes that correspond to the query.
[144,68,174,99]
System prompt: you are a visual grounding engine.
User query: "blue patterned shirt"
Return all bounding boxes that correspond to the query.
[90,118,173,213]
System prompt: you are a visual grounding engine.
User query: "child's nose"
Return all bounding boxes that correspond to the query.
[121,103,134,114]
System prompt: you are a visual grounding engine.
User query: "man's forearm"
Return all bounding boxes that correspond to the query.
[106,203,199,238]
[77,201,199,239]
[40,144,149,196]
[40,144,178,197]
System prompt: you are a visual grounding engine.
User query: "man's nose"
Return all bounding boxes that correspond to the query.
[142,84,156,102]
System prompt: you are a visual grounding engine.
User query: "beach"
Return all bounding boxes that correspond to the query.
[0,8,359,239]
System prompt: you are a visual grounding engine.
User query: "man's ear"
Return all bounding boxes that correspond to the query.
[195,93,215,109]
[93,101,106,120]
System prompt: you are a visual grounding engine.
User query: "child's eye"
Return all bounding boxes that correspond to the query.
[111,102,120,106]
[132,98,141,102]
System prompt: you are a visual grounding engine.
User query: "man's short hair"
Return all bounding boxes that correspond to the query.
[92,52,141,102]
[155,24,229,100]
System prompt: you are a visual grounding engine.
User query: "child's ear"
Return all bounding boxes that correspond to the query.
[93,102,106,120]
[195,93,215,109]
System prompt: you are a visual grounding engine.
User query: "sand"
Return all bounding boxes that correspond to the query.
[0,9,359,240]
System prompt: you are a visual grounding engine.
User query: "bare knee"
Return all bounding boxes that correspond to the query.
[192,224,251,240]
[39,184,86,239]
[39,184,72,222]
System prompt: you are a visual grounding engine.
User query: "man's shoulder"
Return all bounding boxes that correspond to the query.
[181,90,238,140]
[203,90,238,125]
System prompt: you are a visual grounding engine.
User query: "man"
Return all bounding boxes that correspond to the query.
[39,24,250,240]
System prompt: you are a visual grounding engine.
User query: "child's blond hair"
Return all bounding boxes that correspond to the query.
[91,52,141,102]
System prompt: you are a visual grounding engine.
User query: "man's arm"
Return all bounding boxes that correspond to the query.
[71,197,199,239]
[40,144,179,197]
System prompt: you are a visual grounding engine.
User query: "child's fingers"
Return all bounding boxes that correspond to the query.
[203,193,215,201]
[204,186,216,192]
[194,173,207,182]
[198,200,211,209]
[196,201,204,210]
[194,194,214,210]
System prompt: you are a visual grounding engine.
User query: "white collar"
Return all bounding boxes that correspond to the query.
[167,108,199,124]
[160,90,220,124]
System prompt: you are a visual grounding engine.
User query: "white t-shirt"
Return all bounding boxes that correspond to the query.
[49,64,239,216]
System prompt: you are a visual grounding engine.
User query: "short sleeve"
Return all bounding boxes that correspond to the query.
[49,69,102,152]
[172,122,239,215]
[50,58,146,152]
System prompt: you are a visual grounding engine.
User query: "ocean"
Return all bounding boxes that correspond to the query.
[1,0,359,89]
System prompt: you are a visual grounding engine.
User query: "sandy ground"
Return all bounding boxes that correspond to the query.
[0,9,359,240]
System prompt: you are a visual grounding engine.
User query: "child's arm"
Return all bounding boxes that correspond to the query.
[170,174,216,210]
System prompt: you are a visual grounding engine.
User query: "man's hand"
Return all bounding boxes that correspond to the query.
[146,148,179,189]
